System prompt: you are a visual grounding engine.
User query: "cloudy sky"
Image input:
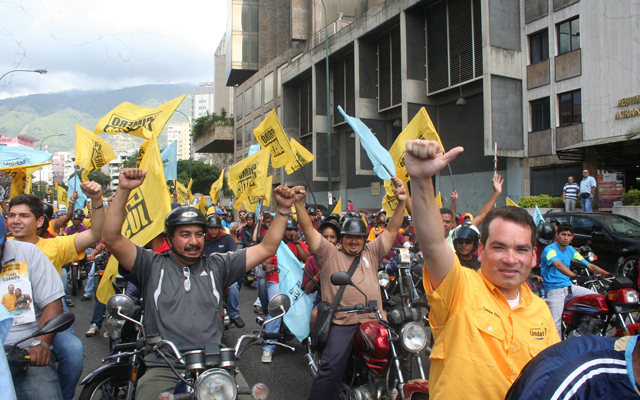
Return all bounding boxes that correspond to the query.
[1,0,227,99]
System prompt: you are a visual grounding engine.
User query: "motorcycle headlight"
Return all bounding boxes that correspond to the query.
[400,322,427,353]
[194,369,237,400]
[625,291,639,303]
[378,271,390,289]
[587,252,596,263]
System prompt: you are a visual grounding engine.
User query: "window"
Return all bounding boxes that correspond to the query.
[254,81,261,110]
[264,72,274,104]
[529,30,549,64]
[236,94,243,121]
[558,18,580,55]
[378,27,402,110]
[559,90,581,125]
[299,75,313,136]
[571,216,597,236]
[333,52,355,125]
[244,88,252,117]
[277,64,287,98]
[531,98,550,131]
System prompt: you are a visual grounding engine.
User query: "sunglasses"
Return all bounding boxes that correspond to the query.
[183,267,191,292]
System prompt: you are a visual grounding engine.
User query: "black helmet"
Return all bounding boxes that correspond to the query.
[206,214,223,228]
[319,220,341,237]
[245,212,256,221]
[164,207,207,236]
[226,212,233,218]
[537,223,556,245]
[452,224,480,251]
[73,209,84,220]
[326,213,341,223]
[307,207,316,215]
[43,202,54,219]
[285,218,298,231]
[340,218,368,237]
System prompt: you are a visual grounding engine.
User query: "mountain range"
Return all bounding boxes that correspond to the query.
[0,83,195,154]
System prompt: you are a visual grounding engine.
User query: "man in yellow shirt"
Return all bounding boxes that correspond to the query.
[1,284,16,312]
[405,139,558,400]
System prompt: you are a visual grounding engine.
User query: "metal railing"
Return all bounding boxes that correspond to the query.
[311,19,351,48]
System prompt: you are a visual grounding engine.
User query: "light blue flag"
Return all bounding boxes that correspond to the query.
[248,144,261,156]
[67,175,88,209]
[161,141,178,181]
[0,146,52,169]
[0,305,16,400]
[534,205,545,227]
[276,241,316,342]
[338,106,396,181]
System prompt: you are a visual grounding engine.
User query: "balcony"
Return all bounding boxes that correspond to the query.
[194,125,235,154]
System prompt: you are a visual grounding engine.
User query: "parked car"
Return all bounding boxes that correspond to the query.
[543,212,640,275]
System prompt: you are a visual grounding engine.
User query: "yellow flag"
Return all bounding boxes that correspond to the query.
[389,108,443,184]
[175,181,188,205]
[381,181,409,217]
[97,137,171,303]
[198,195,208,215]
[332,197,342,214]
[94,95,187,140]
[209,169,225,205]
[227,148,271,204]
[241,175,273,212]
[291,203,298,221]
[253,110,296,168]
[284,137,315,175]
[187,179,194,204]
[506,197,520,207]
[57,185,69,207]
[75,125,117,182]
[4,163,50,197]
[137,140,150,168]
[435,192,443,209]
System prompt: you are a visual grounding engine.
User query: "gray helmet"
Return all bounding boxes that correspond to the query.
[206,214,223,228]
[285,218,298,231]
[245,212,256,221]
[537,223,556,245]
[164,207,207,236]
[73,209,85,220]
[452,224,480,251]
[340,218,368,237]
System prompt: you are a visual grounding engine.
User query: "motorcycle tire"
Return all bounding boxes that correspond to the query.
[79,376,129,400]
[71,265,78,296]
[617,256,639,290]
[242,275,254,287]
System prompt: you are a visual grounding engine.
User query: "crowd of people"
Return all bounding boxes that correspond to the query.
[1,139,638,400]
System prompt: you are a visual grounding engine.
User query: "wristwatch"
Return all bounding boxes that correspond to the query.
[30,339,51,349]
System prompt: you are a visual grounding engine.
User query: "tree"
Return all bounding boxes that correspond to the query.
[121,151,140,169]
[88,171,112,191]
[176,160,227,195]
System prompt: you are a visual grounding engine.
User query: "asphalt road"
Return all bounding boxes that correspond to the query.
[71,280,430,399]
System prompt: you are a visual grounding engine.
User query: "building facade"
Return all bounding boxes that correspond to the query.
[167,122,192,161]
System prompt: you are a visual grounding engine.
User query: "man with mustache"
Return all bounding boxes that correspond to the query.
[102,168,298,400]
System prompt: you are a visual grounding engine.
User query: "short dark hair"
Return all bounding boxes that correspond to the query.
[480,207,536,247]
[557,222,574,235]
[9,194,44,220]
[440,208,453,217]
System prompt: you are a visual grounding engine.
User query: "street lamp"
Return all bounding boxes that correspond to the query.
[0,69,47,82]
[174,110,193,180]
[38,133,65,199]
[320,0,332,208]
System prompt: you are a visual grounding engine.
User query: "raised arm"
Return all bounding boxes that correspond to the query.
[73,182,106,252]
[379,177,407,253]
[405,140,464,289]
[52,191,77,230]
[101,169,147,272]
[471,174,503,227]
[245,186,296,271]
[292,186,323,253]
[450,190,458,215]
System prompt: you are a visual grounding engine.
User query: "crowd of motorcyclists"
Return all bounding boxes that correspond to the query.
[2,139,640,400]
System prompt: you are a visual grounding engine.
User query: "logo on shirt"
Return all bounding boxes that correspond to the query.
[530,324,548,339]
[483,307,499,318]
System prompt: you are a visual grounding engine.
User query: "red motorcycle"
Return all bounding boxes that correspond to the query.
[562,276,640,339]
[305,271,429,400]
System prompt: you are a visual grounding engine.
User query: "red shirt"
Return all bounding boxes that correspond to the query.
[266,241,309,283]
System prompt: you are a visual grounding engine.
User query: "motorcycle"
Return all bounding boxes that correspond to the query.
[305,271,429,400]
[80,293,291,400]
[379,248,424,309]
[242,269,257,287]
[5,313,75,377]
[65,257,87,296]
[562,275,640,339]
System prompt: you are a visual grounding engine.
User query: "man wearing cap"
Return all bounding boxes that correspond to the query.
[240,213,257,248]
[294,177,408,400]
[222,212,234,230]
[366,210,387,241]
[307,208,319,230]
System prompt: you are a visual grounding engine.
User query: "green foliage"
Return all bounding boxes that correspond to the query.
[176,160,227,195]
[518,195,565,208]
[191,108,233,140]
[622,189,640,206]
[87,170,112,190]
[121,151,140,169]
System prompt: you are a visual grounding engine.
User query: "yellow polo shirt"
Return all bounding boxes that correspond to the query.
[1,293,16,312]
[35,236,85,276]
[424,258,559,400]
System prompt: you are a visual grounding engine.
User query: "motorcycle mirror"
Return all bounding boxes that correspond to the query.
[331,271,352,286]
[13,313,75,349]
[107,294,136,320]
[267,293,291,317]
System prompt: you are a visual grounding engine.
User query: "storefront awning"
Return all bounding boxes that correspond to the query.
[556,135,638,161]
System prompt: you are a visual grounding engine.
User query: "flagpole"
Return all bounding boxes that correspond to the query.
[447,164,455,191]
[295,159,318,205]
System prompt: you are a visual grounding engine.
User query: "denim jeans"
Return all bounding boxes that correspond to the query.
[51,331,84,400]
[257,277,269,312]
[91,299,107,329]
[226,281,240,319]
[60,269,69,300]
[263,281,281,353]
[580,196,593,212]
[83,262,95,298]
[12,363,63,400]
[546,285,596,336]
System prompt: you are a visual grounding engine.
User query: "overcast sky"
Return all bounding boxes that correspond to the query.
[0,0,227,100]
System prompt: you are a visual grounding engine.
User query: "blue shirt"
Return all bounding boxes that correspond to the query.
[563,183,580,200]
[580,175,597,195]
[0,305,17,400]
[506,335,639,400]
[204,233,237,255]
[540,242,588,290]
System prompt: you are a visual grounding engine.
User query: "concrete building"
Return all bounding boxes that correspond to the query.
[167,122,192,161]
[198,0,639,213]
[52,152,75,184]
[0,134,36,148]
[194,83,216,119]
